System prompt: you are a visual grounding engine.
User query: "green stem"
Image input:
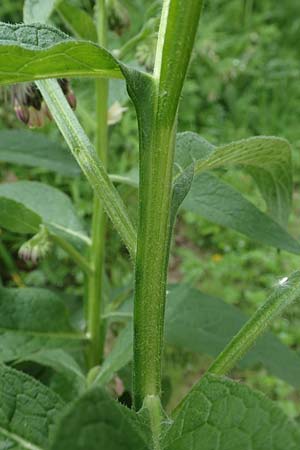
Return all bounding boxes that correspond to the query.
[143,395,163,450]
[87,0,109,367]
[36,79,137,259]
[208,270,300,376]
[131,0,203,410]
[50,234,93,277]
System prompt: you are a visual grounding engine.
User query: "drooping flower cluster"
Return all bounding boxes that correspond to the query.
[18,225,51,264]
[12,79,76,128]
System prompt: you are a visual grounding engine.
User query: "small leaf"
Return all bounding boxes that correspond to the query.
[0,364,65,450]
[92,323,133,387]
[0,181,89,247]
[56,0,97,41]
[0,196,41,234]
[183,172,300,254]
[50,387,148,450]
[0,130,80,176]
[0,23,122,86]
[23,0,60,24]
[163,374,300,450]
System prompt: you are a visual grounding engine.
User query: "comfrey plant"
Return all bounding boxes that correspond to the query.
[0,1,300,449]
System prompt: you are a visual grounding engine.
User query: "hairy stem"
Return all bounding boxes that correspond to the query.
[36,79,137,259]
[208,271,300,375]
[87,0,109,367]
[131,0,203,410]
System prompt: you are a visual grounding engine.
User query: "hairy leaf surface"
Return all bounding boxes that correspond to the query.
[163,374,300,450]
[0,287,72,334]
[0,23,122,86]
[50,387,148,450]
[0,364,65,450]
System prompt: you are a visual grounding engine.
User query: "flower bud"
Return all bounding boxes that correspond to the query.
[107,0,130,36]
[18,225,51,264]
[12,79,76,127]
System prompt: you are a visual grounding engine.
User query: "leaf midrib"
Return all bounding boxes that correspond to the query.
[0,426,44,450]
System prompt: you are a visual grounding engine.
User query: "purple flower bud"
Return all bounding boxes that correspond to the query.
[12,80,76,127]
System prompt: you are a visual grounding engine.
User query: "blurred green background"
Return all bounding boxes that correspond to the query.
[1,0,300,418]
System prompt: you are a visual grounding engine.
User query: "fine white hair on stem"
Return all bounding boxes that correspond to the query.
[278,276,289,287]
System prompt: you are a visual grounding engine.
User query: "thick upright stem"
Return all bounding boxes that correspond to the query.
[131,0,203,410]
[87,0,109,368]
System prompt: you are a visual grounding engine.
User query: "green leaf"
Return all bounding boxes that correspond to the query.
[92,323,133,387]
[0,288,86,366]
[176,132,293,227]
[0,364,65,450]
[182,172,300,254]
[163,374,300,450]
[56,1,97,41]
[23,0,60,24]
[0,23,122,86]
[50,387,148,450]
[0,181,89,247]
[0,130,80,176]
[165,284,300,391]
[0,197,41,234]
[0,287,73,335]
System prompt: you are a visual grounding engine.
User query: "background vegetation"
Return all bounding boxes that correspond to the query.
[1,0,300,419]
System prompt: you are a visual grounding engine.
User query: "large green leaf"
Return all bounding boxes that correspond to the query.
[0,364,65,450]
[176,132,293,226]
[50,387,148,450]
[0,130,80,176]
[182,172,300,254]
[0,181,89,246]
[163,374,300,450]
[0,23,122,86]
[165,284,300,390]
